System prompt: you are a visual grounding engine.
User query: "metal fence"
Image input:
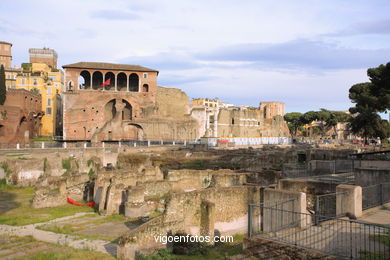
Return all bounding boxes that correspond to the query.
[0,139,192,150]
[315,192,348,221]
[248,205,390,259]
[362,182,390,210]
[282,159,357,179]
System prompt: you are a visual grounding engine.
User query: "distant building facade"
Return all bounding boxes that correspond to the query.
[15,62,64,136]
[191,99,289,139]
[259,102,285,119]
[29,48,58,69]
[0,89,43,143]
[0,41,21,89]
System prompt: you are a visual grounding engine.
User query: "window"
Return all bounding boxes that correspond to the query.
[47,87,52,95]
[46,107,52,115]
[143,73,148,78]
[47,98,51,106]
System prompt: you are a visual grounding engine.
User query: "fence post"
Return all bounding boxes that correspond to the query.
[184,140,187,146]
[160,140,163,145]
[248,204,253,237]
[63,142,67,149]
[16,143,20,150]
[134,142,137,147]
[380,184,384,205]
[84,142,87,148]
[102,141,105,148]
[173,141,175,146]
[315,196,319,225]
[41,142,44,149]
[349,220,353,259]
[147,140,150,147]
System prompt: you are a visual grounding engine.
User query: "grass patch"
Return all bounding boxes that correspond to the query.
[360,250,387,260]
[31,136,54,142]
[0,186,94,226]
[1,234,115,259]
[37,223,116,241]
[37,214,139,242]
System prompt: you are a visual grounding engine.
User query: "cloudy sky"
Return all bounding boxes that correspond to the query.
[1,0,390,113]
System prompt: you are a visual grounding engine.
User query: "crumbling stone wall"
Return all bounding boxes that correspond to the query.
[118,186,260,260]
[63,85,201,141]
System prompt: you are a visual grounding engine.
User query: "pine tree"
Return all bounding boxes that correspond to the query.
[0,65,6,105]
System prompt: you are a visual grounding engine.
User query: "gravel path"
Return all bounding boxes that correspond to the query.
[0,212,117,257]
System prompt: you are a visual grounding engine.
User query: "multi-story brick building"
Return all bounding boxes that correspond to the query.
[62,62,199,141]
[0,89,43,143]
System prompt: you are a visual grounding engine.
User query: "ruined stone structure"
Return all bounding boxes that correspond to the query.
[191,101,289,139]
[0,89,43,143]
[62,62,200,141]
[259,101,285,119]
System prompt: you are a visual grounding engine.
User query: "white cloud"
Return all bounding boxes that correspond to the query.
[1,0,389,113]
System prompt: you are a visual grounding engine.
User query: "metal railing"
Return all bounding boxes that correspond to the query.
[0,139,192,150]
[362,182,390,210]
[315,192,348,221]
[282,159,358,179]
[248,205,390,259]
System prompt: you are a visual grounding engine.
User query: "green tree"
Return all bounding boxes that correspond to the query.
[348,62,390,141]
[284,112,304,137]
[30,88,40,94]
[0,65,6,105]
[349,109,390,141]
[367,63,390,112]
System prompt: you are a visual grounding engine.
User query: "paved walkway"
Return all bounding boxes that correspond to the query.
[359,206,390,225]
[0,212,117,257]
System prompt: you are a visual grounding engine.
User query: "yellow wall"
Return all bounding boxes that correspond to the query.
[15,63,64,136]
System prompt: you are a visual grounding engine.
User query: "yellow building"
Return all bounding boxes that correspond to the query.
[15,63,64,136]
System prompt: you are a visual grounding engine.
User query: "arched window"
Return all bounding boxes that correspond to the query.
[129,73,139,92]
[104,72,115,91]
[79,70,91,89]
[92,71,103,90]
[117,73,127,91]
[104,99,132,121]
[142,84,149,92]
[68,81,74,91]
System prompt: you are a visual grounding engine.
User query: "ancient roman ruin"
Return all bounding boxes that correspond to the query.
[62,62,290,143]
[1,140,389,259]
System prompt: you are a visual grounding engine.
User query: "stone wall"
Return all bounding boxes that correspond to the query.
[0,89,43,143]
[355,168,390,187]
[118,186,260,260]
[278,179,337,210]
[63,85,200,141]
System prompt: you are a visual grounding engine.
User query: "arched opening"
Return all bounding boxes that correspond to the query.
[92,71,103,90]
[142,84,149,92]
[104,99,117,121]
[79,70,91,89]
[104,99,132,121]
[104,72,115,91]
[117,73,127,91]
[121,99,132,120]
[129,73,139,92]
